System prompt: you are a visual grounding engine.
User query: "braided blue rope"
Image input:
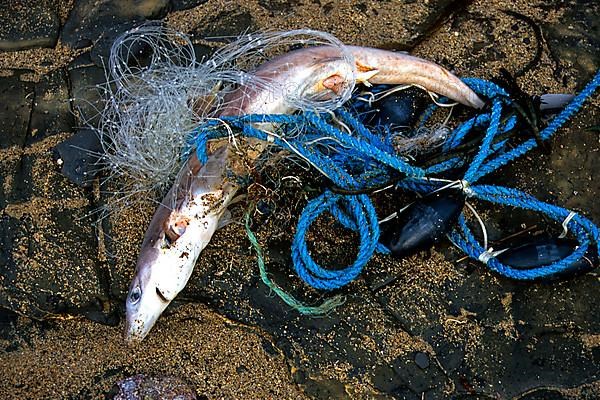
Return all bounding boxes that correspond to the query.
[472,71,600,181]
[189,70,600,290]
[447,71,600,279]
[291,191,383,290]
[449,186,598,280]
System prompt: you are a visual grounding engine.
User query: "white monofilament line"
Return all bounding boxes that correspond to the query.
[94,25,354,215]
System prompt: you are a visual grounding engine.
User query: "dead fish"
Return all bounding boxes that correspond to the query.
[125,146,237,340]
[218,45,484,115]
[125,43,484,342]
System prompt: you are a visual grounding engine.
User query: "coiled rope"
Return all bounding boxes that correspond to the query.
[192,70,600,309]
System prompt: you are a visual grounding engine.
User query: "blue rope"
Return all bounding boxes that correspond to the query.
[448,71,600,280]
[291,191,383,290]
[189,70,600,290]
[450,185,599,280]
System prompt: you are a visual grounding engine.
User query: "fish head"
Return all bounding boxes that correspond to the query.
[125,214,211,343]
[125,245,168,342]
[125,146,234,343]
[267,47,356,110]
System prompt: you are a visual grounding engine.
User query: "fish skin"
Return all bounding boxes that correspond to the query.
[346,46,485,109]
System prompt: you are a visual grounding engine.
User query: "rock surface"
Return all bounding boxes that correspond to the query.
[67,53,110,127]
[0,0,59,51]
[61,0,170,65]
[0,135,114,324]
[0,71,34,149]
[53,128,103,187]
[28,69,74,144]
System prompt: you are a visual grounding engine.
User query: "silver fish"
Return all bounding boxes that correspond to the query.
[125,45,484,342]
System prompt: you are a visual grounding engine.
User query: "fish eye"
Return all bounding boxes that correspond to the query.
[129,286,142,304]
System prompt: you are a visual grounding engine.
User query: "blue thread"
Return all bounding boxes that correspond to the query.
[190,70,600,290]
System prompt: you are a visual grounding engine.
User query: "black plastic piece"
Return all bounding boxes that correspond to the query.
[53,128,102,187]
[367,87,429,131]
[380,187,466,258]
[497,238,598,281]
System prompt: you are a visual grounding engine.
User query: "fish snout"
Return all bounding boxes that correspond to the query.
[124,315,148,344]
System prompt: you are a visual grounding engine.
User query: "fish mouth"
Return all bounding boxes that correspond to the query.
[124,325,142,344]
[124,316,151,344]
[125,327,148,344]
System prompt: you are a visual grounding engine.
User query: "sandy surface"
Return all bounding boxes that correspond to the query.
[0,304,305,399]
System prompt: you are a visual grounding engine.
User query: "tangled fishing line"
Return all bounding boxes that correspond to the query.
[95,25,356,213]
[92,25,599,315]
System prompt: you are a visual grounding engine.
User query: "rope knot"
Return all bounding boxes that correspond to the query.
[478,247,508,265]
[459,180,474,197]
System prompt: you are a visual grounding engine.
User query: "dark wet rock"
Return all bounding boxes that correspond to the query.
[0,205,113,323]
[300,378,348,400]
[28,69,74,145]
[61,0,169,65]
[61,0,169,48]
[89,20,153,68]
[192,44,215,63]
[53,128,103,188]
[0,71,34,149]
[375,355,448,397]
[0,157,20,210]
[169,0,209,11]
[0,0,59,51]
[4,149,91,206]
[108,374,198,400]
[0,309,18,342]
[68,54,109,127]
[0,138,114,323]
[193,10,256,41]
[6,155,34,205]
[173,233,450,397]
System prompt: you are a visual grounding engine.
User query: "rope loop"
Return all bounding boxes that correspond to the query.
[291,191,380,290]
[451,185,599,280]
